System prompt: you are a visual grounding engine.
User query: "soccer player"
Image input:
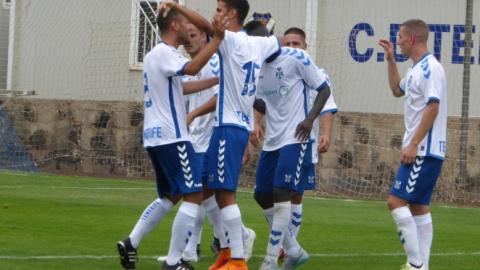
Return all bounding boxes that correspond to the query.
[181,23,221,263]
[282,27,338,243]
[378,19,447,270]
[246,24,332,269]
[116,7,228,270]
[160,1,282,269]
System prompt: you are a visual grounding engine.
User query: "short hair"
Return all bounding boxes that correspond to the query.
[283,27,306,40]
[244,20,269,37]
[156,7,181,33]
[401,19,429,43]
[219,0,250,25]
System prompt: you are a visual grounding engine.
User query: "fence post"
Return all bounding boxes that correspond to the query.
[459,0,473,184]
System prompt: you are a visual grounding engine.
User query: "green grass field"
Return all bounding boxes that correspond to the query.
[0,171,479,270]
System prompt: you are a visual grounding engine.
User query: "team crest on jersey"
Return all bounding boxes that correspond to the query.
[276,67,284,79]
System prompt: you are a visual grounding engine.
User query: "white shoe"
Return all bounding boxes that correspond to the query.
[400,262,424,270]
[243,227,256,261]
[259,256,281,270]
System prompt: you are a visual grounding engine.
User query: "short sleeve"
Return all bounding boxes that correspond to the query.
[157,44,190,77]
[254,35,281,63]
[422,65,443,104]
[296,50,328,92]
[320,93,338,115]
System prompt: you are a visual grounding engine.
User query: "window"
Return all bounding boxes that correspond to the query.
[3,0,11,9]
[129,0,159,70]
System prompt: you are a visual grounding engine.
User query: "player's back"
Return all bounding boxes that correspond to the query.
[216,30,280,131]
[142,42,190,148]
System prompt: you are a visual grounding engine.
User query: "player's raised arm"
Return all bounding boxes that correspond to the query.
[160,1,216,37]
[378,39,404,97]
[182,13,229,76]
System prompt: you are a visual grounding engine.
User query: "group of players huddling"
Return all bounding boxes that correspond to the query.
[116,1,447,270]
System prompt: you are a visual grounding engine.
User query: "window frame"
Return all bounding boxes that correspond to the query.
[3,0,11,10]
[129,0,159,70]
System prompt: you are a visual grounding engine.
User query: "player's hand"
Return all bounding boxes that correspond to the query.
[242,144,251,165]
[318,134,330,153]
[158,0,178,17]
[401,144,417,164]
[295,119,313,142]
[378,39,395,62]
[211,13,229,39]
[249,126,264,148]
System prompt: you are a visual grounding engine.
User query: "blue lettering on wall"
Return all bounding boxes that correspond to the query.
[429,24,450,61]
[389,24,409,62]
[452,24,476,64]
[349,22,478,65]
[349,23,374,63]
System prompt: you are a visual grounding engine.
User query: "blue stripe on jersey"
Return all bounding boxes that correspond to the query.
[426,128,433,156]
[217,50,225,126]
[428,153,445,160]
[168,77,181,138]
[316,81,329,92]
[428,97,440,103]
[320,109,338,116]
[303,81,308,117]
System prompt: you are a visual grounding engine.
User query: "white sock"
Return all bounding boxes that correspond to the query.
[414,213,433,270]
[266,201,291,260]
[289,203,303,238]
[221,204,244,259]
[392,206,422,267]
[129,198,173,248]
[263,207,274,231]
[203,196,228,249]
[184,205,205,256]
[242,223,251,240]
[166,202,199,266]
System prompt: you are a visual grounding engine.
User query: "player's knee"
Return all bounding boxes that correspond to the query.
[254,192,273,209]
[290,192,303,204]
[273,188,291,203]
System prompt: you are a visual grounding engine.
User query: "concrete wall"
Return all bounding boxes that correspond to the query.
[10,0,142,101]
[0,4,9,89]
[2,97,479,203]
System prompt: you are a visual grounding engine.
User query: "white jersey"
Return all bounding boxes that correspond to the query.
[185,54,219,153]
[399,53,447,159]
[310,69,338,163]
[216,30,280,131]
[142,42,191,148]
[257,47,329,151]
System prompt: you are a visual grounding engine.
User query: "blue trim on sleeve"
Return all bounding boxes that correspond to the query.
[315,81,329,92]
[168,77,181,138]
[320,109,338,116]
[426,153,445,160]
[217,50,225,126]
[176,62,190,76]
[399,84,405,92]
[427,97,440,103]
[265,36,282,63]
